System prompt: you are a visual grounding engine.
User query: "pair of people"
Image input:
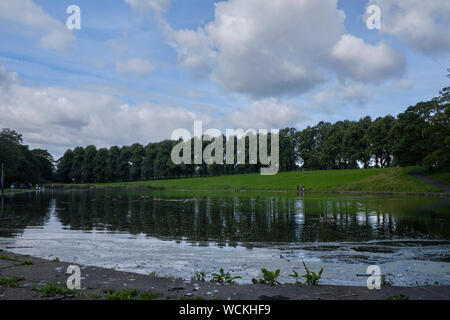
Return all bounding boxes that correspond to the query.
[297,185,305,192]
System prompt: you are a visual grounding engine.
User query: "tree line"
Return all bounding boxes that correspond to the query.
[54,83,448,183]
[297,83,449,171]
[0,129,54,187]
[1,80,448,185]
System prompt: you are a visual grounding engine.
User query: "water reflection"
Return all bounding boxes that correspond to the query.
[1,190,449,246]
[0,191,51,237]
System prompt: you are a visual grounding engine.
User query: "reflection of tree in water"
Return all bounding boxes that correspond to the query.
[0,192,51,237]
[55,193,300,244]
[53,191,450,245]
[301,197,450,241]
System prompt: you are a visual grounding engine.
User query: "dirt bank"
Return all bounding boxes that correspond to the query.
[0,250,448,300]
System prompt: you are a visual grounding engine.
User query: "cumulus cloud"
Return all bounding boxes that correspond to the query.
[331,35,405,83]
[226,98,309,129]
[0,65,311,157]
[0,65,20,88]
[367,0,450,55]
[116,58,155,77]
[0,0,74,51]
[159,0,404,98]
[313,82,370,112]
[0,65,210,158]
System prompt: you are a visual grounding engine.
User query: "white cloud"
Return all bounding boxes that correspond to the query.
[0,65,210,158]
[226,98,309,129]
[166,26,217,77]
[0,65,20,88]
[161,0,404,98]
[394,78,415,91]
[331,35,405,83]
[367,0,450,55]
[313,82,370,112]
[0,0,74,51]
[116,58,155,77]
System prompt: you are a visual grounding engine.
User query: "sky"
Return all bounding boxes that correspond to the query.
[0,0,449,159]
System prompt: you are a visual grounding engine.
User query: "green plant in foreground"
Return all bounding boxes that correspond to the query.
[211,268,242,284]
[289,270,302,285]
[381,274,393,287]
[252,268,281,286]
[36,283,79,297]
[149,271,159,277]
[19,260,33,266]
[52,257,60,262]
[416,281,439,287]
[301,261,323,286]
[192,271,207,282]
[0,254,18,262]
[104,289,159,300]
[0,276,25,287]
[388,295,409,300]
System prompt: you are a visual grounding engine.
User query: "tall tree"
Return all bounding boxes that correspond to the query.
[142,143,158,180]
[82,145,97,183]
[70,147,85,183]
[366,116,395,168]
[93,148,108,182]
[56,150,74,182]
[31,149,55,181]
[106,146,120,182]
[129,143,145,181]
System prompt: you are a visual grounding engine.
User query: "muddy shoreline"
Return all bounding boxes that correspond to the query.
[1,250,448,300]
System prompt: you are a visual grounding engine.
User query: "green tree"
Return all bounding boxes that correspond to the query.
[117,146,132,181]
[106,146,120,182]
[82,145,97,183]
[279,128,300,172]
[31,149,55,181]
[69,147,85,183]
[0,129,54,185]
[366,116,396,168]
[0,129,23,184]
[56,150,74,182]
[129,143,145,181]
[391,107,427,167]
[93,148,108,182]
[142,143,158,180]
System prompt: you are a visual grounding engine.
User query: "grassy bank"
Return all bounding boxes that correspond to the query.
[1,189,32,195]
[62,166,444,193]
[424,170,450,185]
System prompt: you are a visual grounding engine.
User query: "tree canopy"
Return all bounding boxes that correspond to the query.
[1,80,448,186]
[0,129,55,186]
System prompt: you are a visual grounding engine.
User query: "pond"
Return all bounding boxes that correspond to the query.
[0,190,449,286]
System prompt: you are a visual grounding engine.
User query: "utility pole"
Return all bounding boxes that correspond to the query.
[1,163,4,198]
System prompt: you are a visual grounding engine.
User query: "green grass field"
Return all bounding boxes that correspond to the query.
[424,170,450,185]
[71,166,445,193]
[1,189,31,195]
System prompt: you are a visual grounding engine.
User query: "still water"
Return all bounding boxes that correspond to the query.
[0,190,449,286]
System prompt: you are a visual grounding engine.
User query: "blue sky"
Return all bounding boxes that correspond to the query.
[0,0,449,158]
